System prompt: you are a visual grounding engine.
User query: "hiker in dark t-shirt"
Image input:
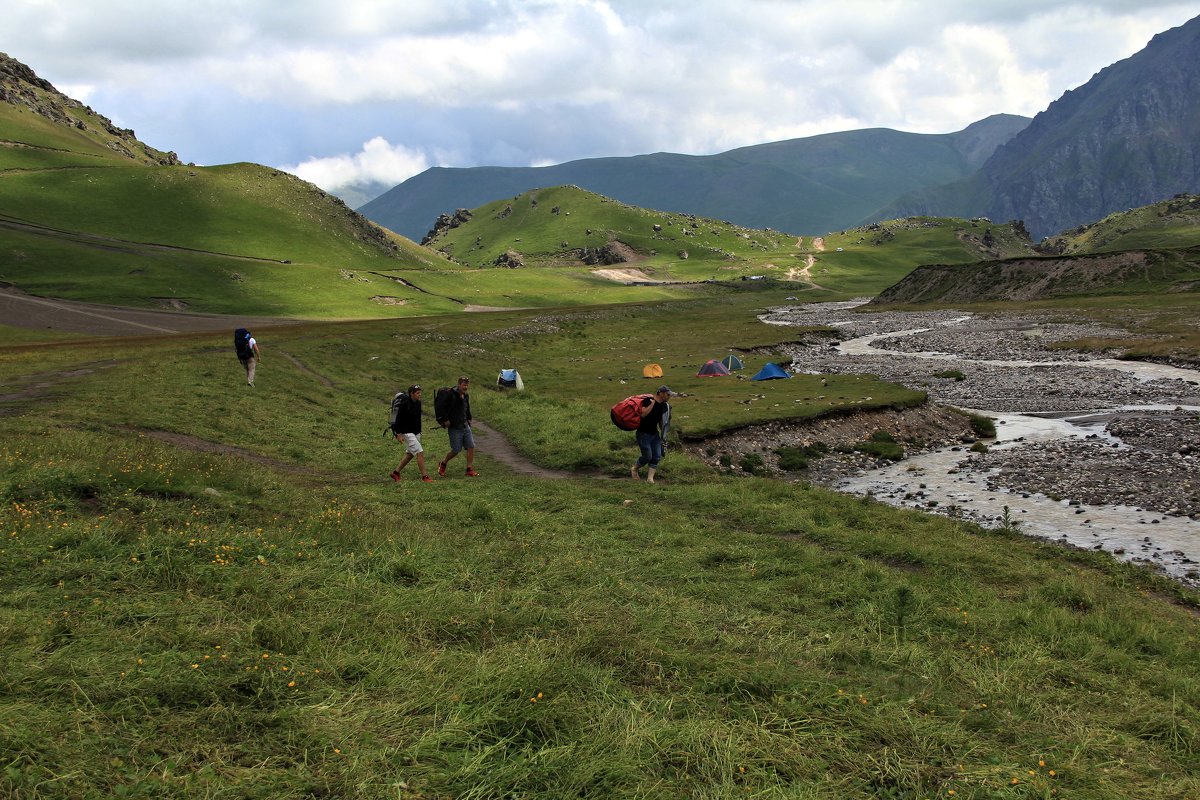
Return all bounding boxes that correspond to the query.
[436,376,479,478]
[631,385,672,483]
[390,385,433,483]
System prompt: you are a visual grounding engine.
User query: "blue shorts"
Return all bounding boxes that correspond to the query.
[448,425,476,453]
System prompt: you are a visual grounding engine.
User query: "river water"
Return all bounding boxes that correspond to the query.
[766,303,1200,585]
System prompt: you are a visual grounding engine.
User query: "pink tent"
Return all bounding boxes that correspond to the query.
[696,359,732,377]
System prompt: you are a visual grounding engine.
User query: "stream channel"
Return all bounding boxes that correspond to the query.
[763,301,1200,586]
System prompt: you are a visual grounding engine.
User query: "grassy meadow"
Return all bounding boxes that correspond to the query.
[2,289,1199,799]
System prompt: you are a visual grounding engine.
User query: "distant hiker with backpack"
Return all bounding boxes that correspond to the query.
[389,384,433,483]
[435,376,479,478]
[631,385,672,483]
[233,328,260,386]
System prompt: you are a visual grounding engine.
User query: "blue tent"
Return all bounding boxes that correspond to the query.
[750,362,790,381]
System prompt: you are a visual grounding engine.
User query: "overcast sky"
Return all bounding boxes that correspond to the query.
[7,1,1198,205]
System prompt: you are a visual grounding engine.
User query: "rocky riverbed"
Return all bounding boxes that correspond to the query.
[693,300,1200,583]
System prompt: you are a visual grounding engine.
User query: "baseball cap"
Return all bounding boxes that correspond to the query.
[657,385,672,394]
[408,384,421,393]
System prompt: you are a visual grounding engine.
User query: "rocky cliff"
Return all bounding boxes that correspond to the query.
[882,14,1200,240]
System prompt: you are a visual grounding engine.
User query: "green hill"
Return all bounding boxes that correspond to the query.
[426,186,1040,296]
[426,184,795,276]
[1039,194,1200,254]
[0,53,458,319]
[0,161,456,318]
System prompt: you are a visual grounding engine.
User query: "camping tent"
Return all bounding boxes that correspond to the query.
[696,359,732,377]
[750,362,791,381]
[497,369,525,390]
[642,363,663,378]
[720,354,744,371]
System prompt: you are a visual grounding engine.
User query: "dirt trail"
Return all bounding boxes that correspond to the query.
[0,284,295,336]
[784,254,826,290]
[0,361,119,414]
[278,351,335,387]
[468,421,576,479]
[592,268,669,284]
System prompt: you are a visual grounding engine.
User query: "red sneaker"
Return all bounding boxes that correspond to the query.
[465,468,480,477]
[437,461,447,477]
[421,475,434,483]
[390,470,401,482]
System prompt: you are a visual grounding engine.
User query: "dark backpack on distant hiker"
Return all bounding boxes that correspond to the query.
[385,391,410,437]
[433,387,455,426]
[233,328,254,360]
[610,394,652,430]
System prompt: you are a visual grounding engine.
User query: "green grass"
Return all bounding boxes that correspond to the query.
[391,265,714,308]
[807,218,1035,295]
[0,102,155,168]
[426,188,1046,298]
[1044,195,1200,254]
[1,296,1198,799]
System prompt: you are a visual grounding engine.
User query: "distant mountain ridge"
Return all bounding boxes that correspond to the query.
[359,115,1030,240]
[881,14,1200,239]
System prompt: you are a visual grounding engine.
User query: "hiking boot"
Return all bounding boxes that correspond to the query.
[437,461,447,477]
[465,468,480,477]
[390,470,402,482]
[421,475,434,483]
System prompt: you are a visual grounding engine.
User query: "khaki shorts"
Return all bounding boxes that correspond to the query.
[397,432,423,455]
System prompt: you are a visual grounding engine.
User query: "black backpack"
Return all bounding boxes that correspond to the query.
[233,328,254,359]
[386,392,410,437]
[433,387,455,425]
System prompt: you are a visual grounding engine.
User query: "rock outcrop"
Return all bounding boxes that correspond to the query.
[421,208,473,245]
[0,52,180,166]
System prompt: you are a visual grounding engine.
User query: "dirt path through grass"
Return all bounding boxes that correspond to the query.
[0,284,296,335]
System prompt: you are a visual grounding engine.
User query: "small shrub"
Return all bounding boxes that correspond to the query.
[970,441,989,454]
[855,439,904,461]
[869,430,897,443]
[968,413,997,438]
[775,447,809,471]
[775,443,828,471]
[740,453,764,474]
[718,454,732,468]
[934,369,966,381]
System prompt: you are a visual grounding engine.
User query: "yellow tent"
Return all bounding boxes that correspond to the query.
[642,363,663,378]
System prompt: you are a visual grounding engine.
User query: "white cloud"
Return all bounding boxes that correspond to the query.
[5,0,1198,180]
[282,137,429,193]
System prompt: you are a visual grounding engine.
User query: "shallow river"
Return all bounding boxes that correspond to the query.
[783,311,1200,585]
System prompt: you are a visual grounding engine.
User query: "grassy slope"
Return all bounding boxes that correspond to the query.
[426,186,1043,298]
[428,185,796,272]
[0,99,173,168]
[0,293,1197,798]
[1043,194,1200,253]
[0,100,474,318]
